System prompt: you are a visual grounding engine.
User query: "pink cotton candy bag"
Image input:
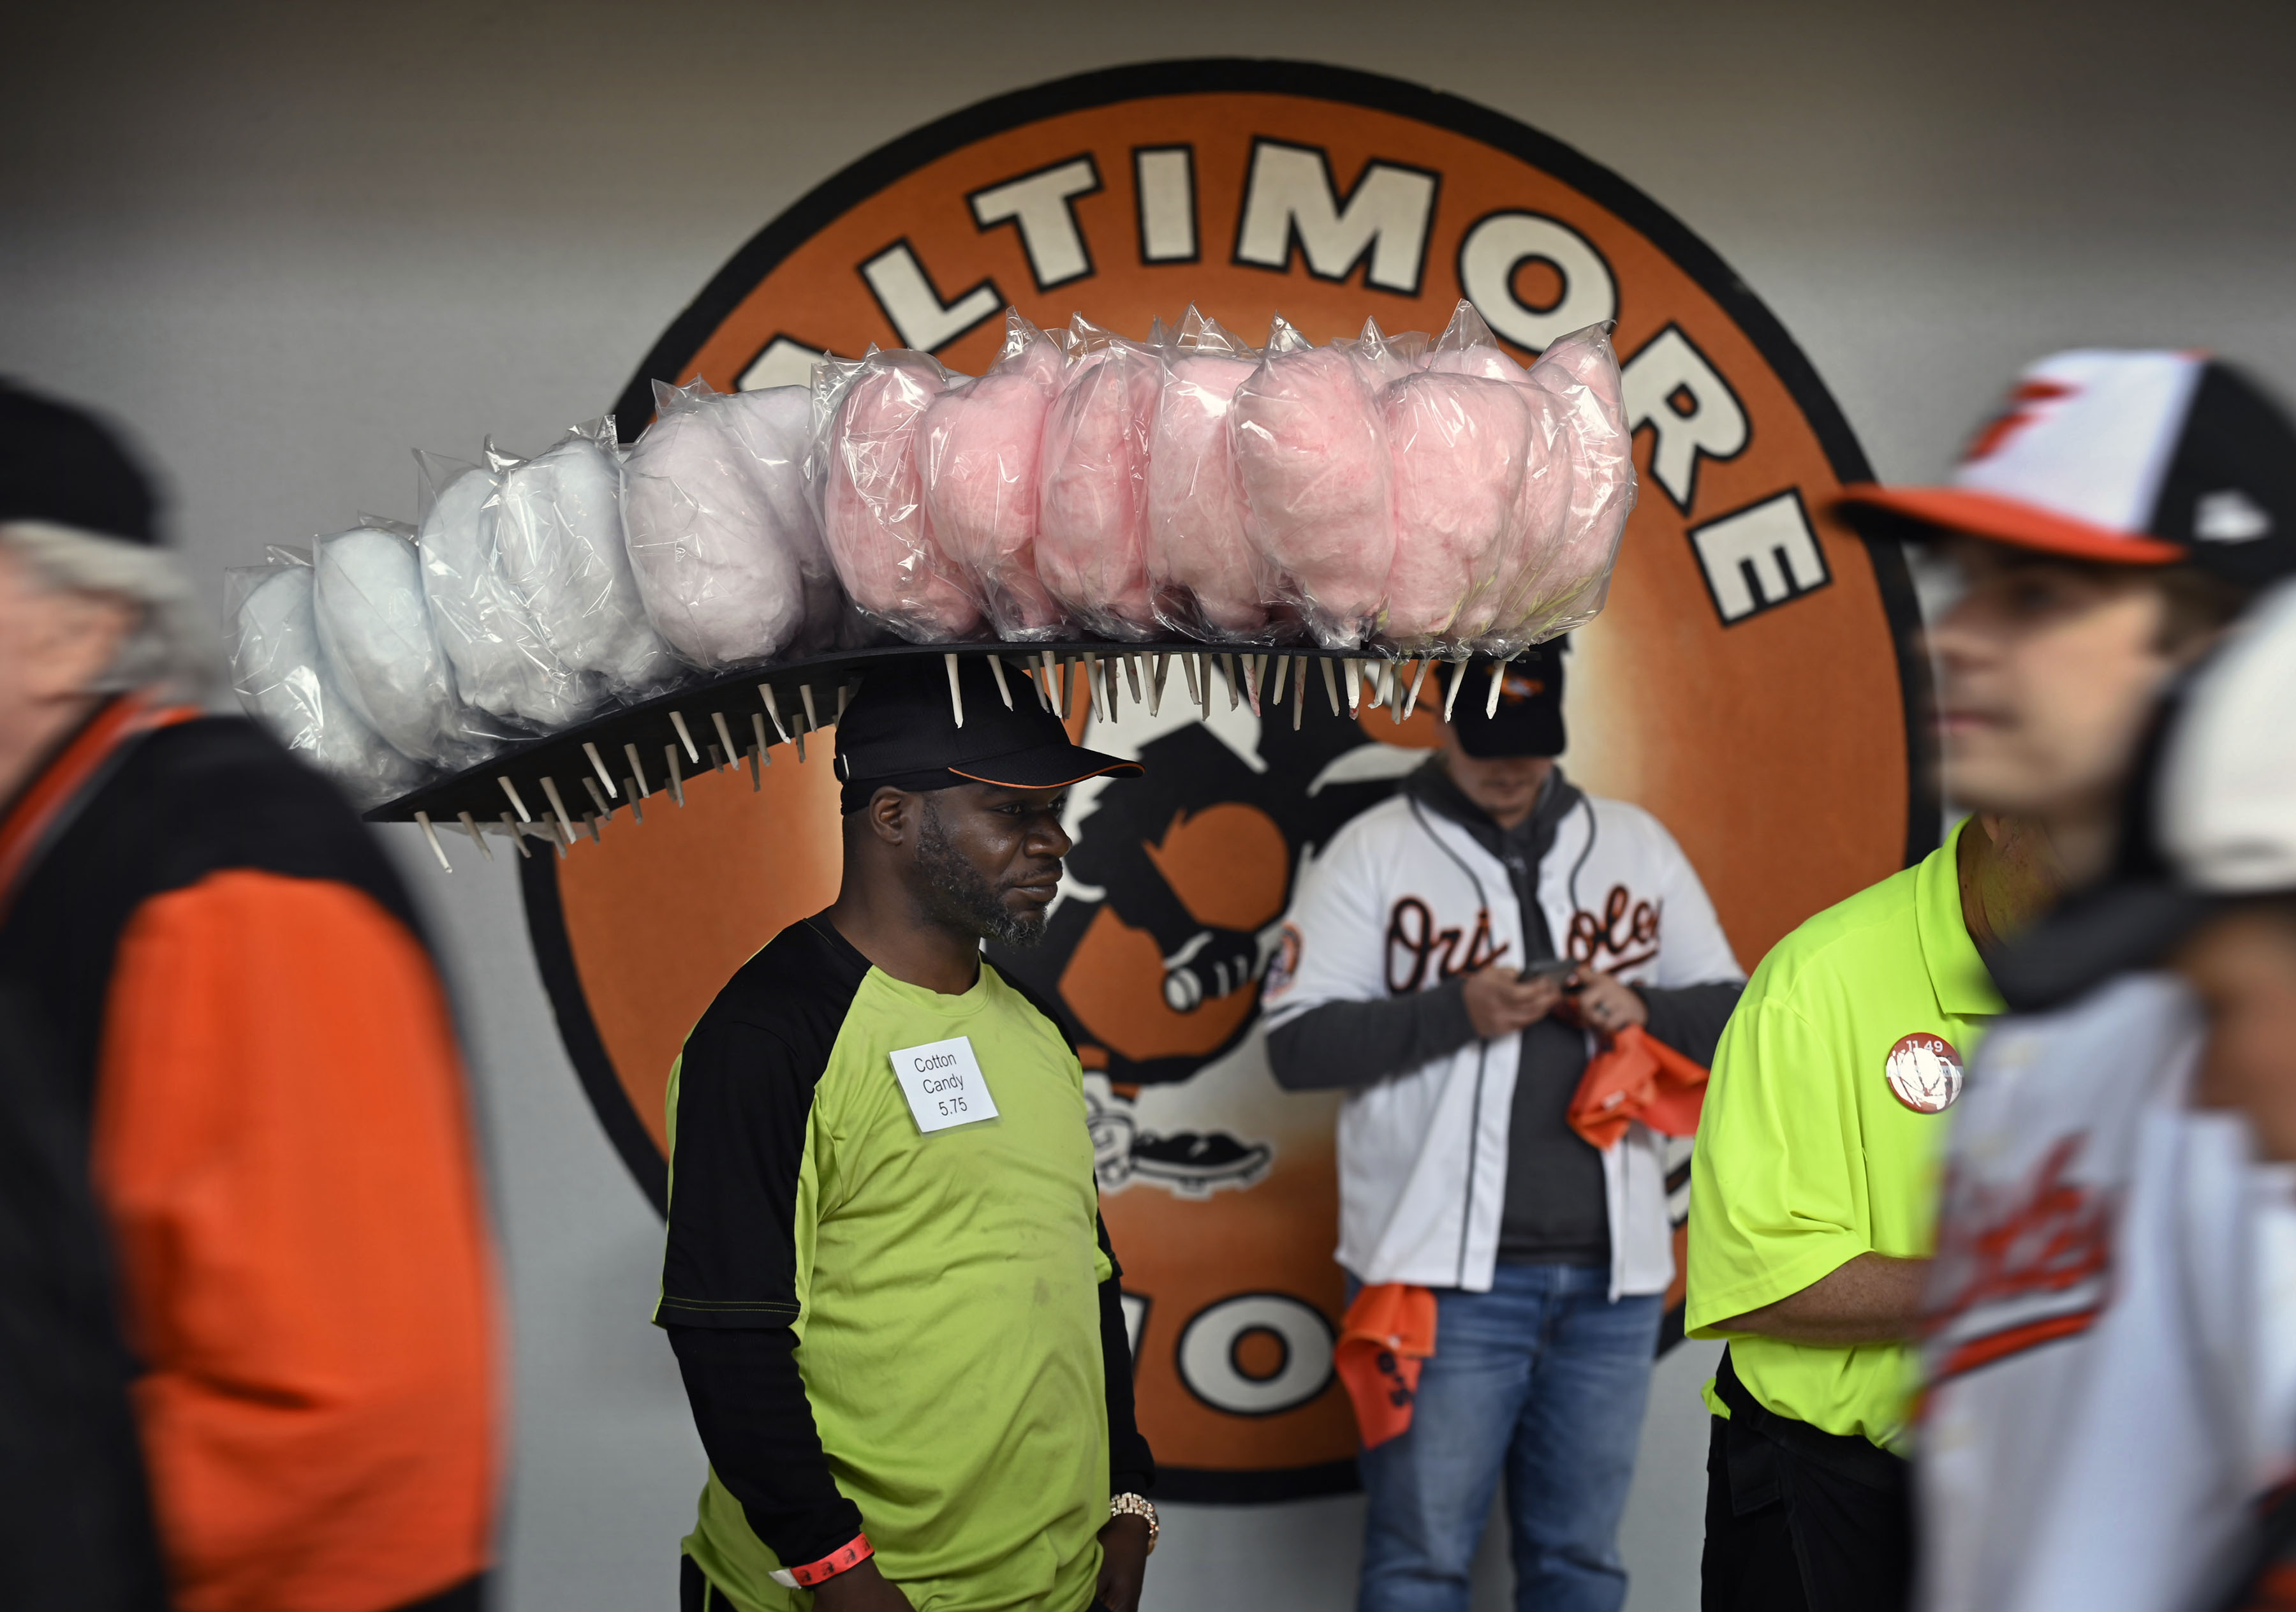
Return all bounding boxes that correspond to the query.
[816,348,983,644]
[1145,305,1267,642]
[919,309,1068,639]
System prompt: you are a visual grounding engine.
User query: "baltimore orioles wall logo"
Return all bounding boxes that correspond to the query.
[517,59,1934,1502]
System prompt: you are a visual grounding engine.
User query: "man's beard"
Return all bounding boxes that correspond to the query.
[914,794,1051,949]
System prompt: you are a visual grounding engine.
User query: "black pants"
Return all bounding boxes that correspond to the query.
[680,1554,1108,1611]
[1700,1352,1912,1612]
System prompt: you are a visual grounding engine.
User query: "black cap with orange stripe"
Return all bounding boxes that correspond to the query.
[1837,350,2296,589]
[834,656,1142,813]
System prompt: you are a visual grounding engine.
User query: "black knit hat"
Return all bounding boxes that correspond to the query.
[0,380,161,545]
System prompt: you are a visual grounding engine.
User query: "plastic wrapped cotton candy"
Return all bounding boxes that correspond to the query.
[496,420,679,701]
[719,383,847,653]
[1381,369,1535,646]
[1342,317,1431,385]
[313,525,500,769]
[920,310,1066,639]
[1233,319,1397,649]
[625,381,809,670]
[1144,307,1265,641]
[417,453,601,730]
[1509,323,1636,646]
[818,350,982,643]
[229,559,428,808]
[1036,319,1160,639]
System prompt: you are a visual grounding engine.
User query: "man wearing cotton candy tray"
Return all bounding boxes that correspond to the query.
[656,656,1157,1612]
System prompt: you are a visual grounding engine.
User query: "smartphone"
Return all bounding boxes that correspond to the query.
[1522,957,1580,982]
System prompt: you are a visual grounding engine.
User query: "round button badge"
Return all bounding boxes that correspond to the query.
[1884,1032,1964,1114]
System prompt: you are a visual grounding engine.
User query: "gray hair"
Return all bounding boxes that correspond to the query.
[1,520,223,699]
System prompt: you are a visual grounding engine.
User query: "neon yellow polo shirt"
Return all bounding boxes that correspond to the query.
[1686,818,2002,1450]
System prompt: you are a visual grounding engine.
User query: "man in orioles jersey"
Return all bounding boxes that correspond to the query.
[1263,645,1742,1612]
[0,381,497,1612]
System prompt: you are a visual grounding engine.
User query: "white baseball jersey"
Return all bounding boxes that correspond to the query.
[1262,785,1740,1297]
[1918,971,2296,1612]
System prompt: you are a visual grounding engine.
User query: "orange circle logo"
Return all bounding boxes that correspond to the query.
[521,60,1935,1502]
[1885,1032,1965,1114]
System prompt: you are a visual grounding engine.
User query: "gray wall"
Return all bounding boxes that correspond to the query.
[7,3,2294,1606]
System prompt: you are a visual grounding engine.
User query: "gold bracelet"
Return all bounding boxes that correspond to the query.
[1108,1491,1159,1554]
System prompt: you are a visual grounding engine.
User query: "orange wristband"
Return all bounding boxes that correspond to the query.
[769,1532,872,1589]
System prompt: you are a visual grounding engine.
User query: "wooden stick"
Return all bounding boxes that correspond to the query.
[711,711,739,768]
[582,775,614,819]
[1180,651,1201,711]
[501,811,531,859]
[1487,658,1508,719]
[752,713,773,765]
[457,810,493,861]
[1242,654,1261,716]
[1270,653,1290,706]
[1041,649,1063,718]
[666,745,686,808]
[987,656,1013,711]
[624,742,651,797]
[669,711,702,764]
[1150,653,1169,716]
[1404,658,1432,720]
[1196,653,1212,718]
[758,683,791,743]
[497,775,531,822]
[583,741,617,796]
[626,782,645,824]
[1221,653,1239,711]
[1344,658,1362,713]
[1293,654,1307,729]
[746,746,761,790]
[415,811,452,872]
[1445,659,1468,723]
[540,776,576,836]
[1125,654,1143,707]
[793,727,807,764]
[944,652,964,727]
[800,684,821,732]
[1321,654,1342,716]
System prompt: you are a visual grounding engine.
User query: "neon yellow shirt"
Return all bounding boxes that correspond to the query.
[658,917,1113,1611]
[1686,820,2002,1449]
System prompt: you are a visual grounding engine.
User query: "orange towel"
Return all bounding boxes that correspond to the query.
[1568,1024,1710,1150]
[1335,1282,1438,1449]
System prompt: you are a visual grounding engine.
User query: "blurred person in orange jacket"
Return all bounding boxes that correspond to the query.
[0,380,498,1612]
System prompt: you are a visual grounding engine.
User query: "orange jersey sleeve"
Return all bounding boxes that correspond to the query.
[90,869,499,1612]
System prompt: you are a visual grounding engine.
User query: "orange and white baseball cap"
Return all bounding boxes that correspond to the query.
[1838,350,2296,589]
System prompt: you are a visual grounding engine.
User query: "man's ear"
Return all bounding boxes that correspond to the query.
[29,589,135,704]
[864,787,915,847]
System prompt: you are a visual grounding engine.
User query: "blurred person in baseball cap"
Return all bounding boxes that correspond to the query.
[0,380,498,1612]
[1693,350,2296,1612]
[1829,351,2296,1612]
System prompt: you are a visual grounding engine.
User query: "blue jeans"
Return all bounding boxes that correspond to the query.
[1355,1263,1663,1612]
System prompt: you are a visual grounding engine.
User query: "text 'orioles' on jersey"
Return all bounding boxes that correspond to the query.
[654,914,1151,1612]
[1687,817,2005,1450]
